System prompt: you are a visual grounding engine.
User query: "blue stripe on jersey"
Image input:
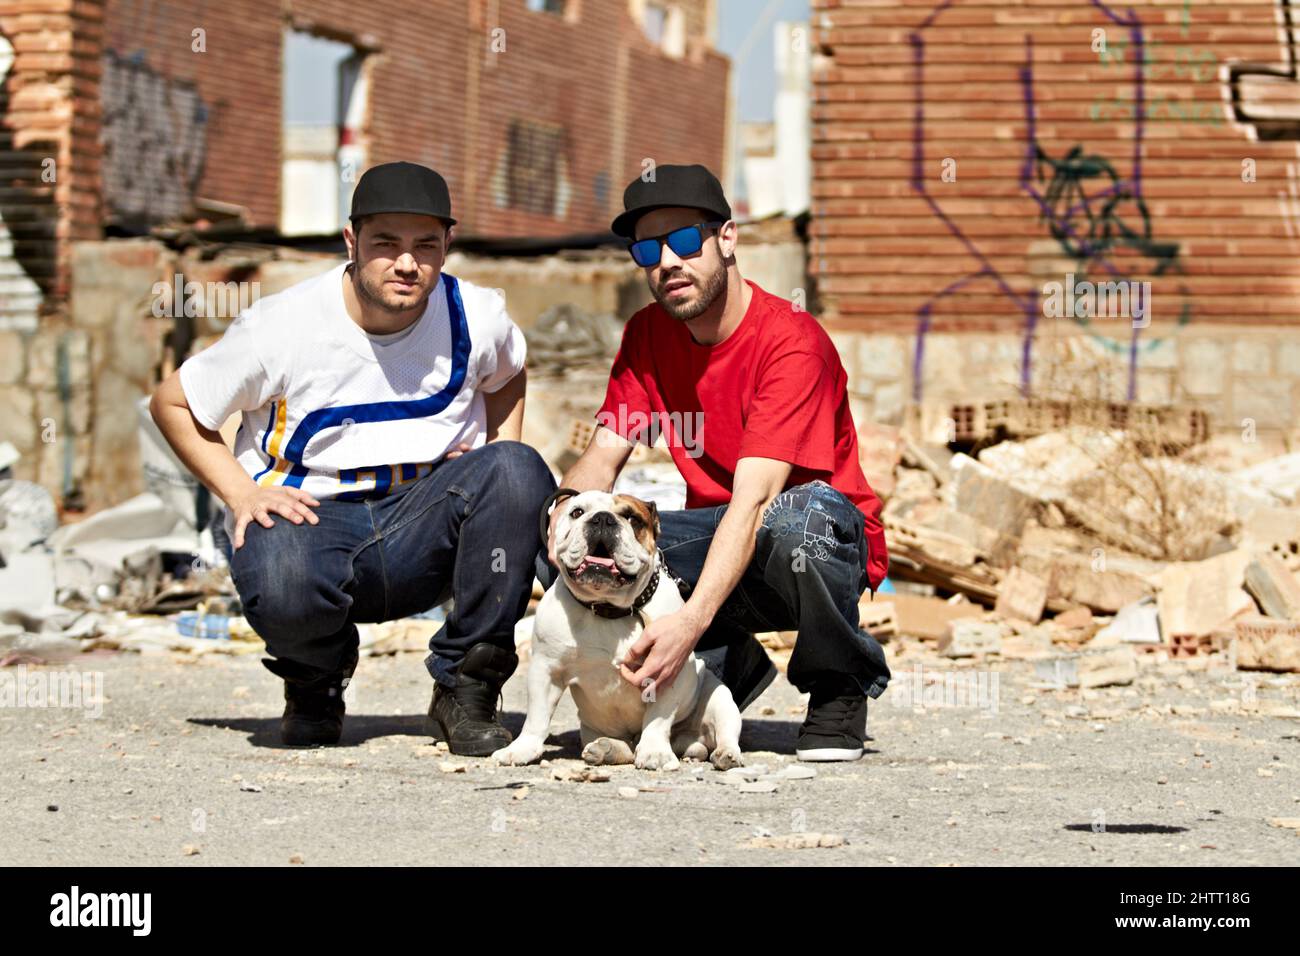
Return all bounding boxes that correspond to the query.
[278,274,472,489]
[251,401,277,483]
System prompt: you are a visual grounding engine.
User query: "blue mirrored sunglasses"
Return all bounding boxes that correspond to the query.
[628,221,724,268]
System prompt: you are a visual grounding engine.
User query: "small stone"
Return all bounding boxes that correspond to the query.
[438,762,466,774]
[239,782,263,793]
[46,805,57,812]
[771,764,816,780]
[181,844,200,856]
[760,706,776,716]
[289,853,304,864]
[512,786,530,801]
[737,781,779,794]
[617,786,639,799]
[232,686,250,699]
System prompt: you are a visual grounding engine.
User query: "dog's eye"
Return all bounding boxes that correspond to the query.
[569,507,584,519]
[628,515,643,529]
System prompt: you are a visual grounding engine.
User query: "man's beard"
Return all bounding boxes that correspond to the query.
[352,264,429,314]
[653,264,727,321]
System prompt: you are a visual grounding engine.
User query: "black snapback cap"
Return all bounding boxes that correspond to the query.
[350,161,457,226]
[611,163,731,238]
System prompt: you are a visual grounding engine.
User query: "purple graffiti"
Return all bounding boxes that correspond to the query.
[909,1,1176,402]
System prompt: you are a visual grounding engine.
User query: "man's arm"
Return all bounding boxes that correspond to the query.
[149,370,319,548]
[620,456,791,691]
[483,367,527,442]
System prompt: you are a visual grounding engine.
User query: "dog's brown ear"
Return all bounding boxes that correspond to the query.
[647,500,659,539]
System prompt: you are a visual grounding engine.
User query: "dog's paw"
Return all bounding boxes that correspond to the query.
[634,747,680,772]
[581,736,631,766]
[708,746,744,771]
[491,739,543,766]
[682,741,709,762]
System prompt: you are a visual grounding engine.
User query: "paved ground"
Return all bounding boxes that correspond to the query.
[2,641,1298,866]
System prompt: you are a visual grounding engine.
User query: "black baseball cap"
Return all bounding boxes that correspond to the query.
[350,161,457,226]
[611,163,731,239]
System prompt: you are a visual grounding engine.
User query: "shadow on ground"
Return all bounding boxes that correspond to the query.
[187,711,864,758]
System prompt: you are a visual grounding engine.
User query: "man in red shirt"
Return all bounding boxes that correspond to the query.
[543,165,890,761]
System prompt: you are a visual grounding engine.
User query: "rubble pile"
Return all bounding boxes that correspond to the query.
[809,414,1300,681]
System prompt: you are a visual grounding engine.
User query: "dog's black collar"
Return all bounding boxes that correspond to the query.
[573,550,682,619]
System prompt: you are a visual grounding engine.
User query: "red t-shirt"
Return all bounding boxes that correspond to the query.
[595,279,888,590]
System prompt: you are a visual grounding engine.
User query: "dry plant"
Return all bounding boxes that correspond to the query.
[1027,337,1235,562]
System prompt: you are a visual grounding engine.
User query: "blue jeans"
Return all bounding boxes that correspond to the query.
[221,441,556,686]
[537,479,891,700]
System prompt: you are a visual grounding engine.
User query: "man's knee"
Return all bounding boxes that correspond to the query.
[231,524,348,642]
[759,482,860,574]
[472,441,555,505]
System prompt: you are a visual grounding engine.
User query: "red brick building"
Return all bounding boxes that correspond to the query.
[810,0,1300,431]
[0,0,728,326]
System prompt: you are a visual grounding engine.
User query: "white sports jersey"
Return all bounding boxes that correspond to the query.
[179,263,526,535]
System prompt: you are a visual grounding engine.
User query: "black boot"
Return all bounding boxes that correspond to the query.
[427,642,517,756]
[262,651,357,748]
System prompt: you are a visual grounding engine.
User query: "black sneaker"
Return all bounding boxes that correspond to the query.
[262,651,357,748]
[796,675,867,762]
[427,642,517,756]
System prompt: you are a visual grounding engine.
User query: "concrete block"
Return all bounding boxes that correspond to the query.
[951,453,1041,538]
[1233,339,1272,375]
[995,566,1048,623]
[0,331,26,384]
[0,385,37,454]
[856,335,906,381]
[939,618,1003,657]
[1181,339,1226,396]
[1278,341,1300,378]
[1232,378,1294,431]
[1244,552,1300,620]
[26,329,91,390]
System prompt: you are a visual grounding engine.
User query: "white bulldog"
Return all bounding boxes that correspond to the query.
[492,490,744,771]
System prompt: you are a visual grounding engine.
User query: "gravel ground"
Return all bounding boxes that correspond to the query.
[2,641,1298,866]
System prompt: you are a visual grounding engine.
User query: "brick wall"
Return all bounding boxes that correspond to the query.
[0,0,103,322]
[808,0,1300,433]
[99,0,728,236]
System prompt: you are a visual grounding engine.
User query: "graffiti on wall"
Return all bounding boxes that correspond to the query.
[1091,0,1220,126]
[101,50,209,225]
[910,0,1192,403]
[0,28,53,330]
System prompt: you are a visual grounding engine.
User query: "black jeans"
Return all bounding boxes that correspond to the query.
[537,479,891,700]
[222,440,556,686]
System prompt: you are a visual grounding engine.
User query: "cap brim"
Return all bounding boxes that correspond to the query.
[350,207,457,227]
[611,203,730,240]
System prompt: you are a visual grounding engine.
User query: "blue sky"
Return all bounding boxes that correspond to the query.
[718,0,810,123]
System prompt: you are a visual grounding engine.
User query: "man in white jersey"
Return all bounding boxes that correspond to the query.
[150,163,556,753]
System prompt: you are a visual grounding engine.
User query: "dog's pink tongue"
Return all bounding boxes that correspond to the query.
[583,555,617,568]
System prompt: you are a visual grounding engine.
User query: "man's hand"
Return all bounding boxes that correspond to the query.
[444,441,472,460]
[619,607,708,696]
[230,486,320,549]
